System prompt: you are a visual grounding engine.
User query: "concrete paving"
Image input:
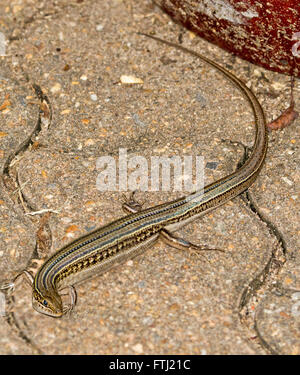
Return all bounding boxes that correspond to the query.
[0,0,299,354]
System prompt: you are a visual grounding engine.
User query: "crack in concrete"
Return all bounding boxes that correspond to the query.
[3,291,44,355]
[238,190,287,355]
[224,139,288,354]
[3,82,52,214]
[2,83,51,178]
[1,81,52,354]
[1,16,292,352]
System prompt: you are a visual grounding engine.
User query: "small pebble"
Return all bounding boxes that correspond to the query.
[132,343,143,354]
[206,161,218,170]
[281,176,293,186]
[195,92,207,107]
[85,139,95,146]
[96,24,104,31]
[50,83,61,93]
[132,113,146,127]
[61,217,72,224]
[120,75,143,84]
[291,292,300,300]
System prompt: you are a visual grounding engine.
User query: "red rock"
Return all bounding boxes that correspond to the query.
[155,0,300,77]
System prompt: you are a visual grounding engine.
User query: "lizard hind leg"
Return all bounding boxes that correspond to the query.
[160,228,224,262]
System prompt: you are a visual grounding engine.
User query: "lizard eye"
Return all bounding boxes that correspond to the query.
[43,300,48,307]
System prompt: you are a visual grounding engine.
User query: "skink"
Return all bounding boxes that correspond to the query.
[28,34,267,317]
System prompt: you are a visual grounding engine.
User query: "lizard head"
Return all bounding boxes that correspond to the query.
[32,288,64,317]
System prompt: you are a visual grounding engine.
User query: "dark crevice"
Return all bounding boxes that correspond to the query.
[237,189,287,355]
[3,292,43,355]
[253,318,279,355]
[242,191,287,255]
[1,81,52,353]
[15,170,37,212]
[2,83,51,178]
[2,83,52,213]
[224,139,288,354]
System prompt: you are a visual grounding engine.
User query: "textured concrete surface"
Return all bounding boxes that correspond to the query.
[0,0,299,355]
